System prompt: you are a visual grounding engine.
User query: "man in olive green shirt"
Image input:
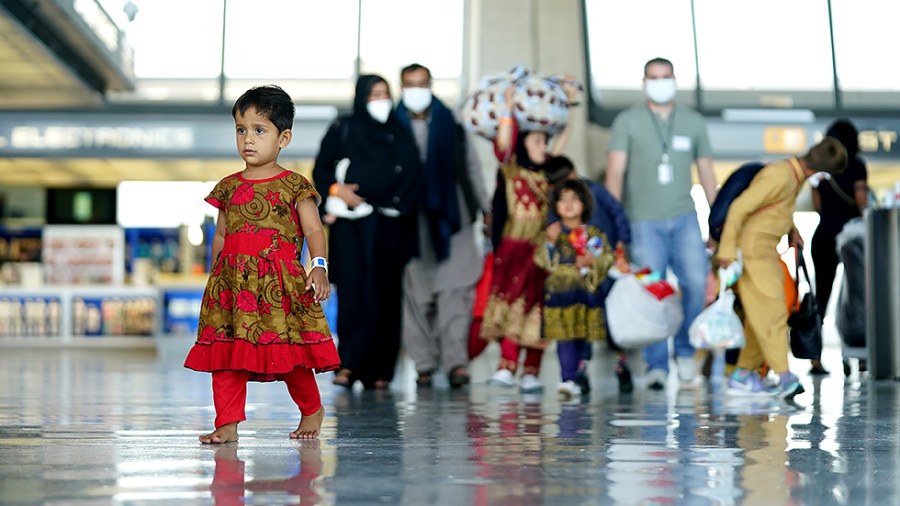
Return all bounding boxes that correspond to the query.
[606,57,718,390]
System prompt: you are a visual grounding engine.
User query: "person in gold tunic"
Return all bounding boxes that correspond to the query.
[716,137,846,399]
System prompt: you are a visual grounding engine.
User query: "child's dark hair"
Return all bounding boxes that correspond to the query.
[551,178,594,222]
[232,85,295,133]
[544,155,576,185]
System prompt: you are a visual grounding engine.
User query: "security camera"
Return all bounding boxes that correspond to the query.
[123,1,138,22]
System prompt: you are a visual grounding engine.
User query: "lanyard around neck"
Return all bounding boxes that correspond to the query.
[646,105,676,155]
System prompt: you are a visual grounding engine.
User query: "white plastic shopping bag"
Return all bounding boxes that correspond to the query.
[688,271,745,349]
[324,158,374,220]
[605,272,683,349]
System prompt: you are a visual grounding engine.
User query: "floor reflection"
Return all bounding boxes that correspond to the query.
[209,442,323,506]
[0,344,899,505]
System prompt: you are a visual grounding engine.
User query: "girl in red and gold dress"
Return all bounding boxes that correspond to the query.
[481,86,560,393]
[184,85,339,443]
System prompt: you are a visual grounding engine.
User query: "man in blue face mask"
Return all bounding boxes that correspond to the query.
[395,63,491,389]
[605,57,718,391]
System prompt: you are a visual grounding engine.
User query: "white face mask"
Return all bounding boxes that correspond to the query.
[644,78,677,104]
[401,87,432,113]
[367,99,393,123]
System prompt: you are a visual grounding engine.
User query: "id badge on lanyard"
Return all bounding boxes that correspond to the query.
[658,153,673,185]
[648,107,676,185]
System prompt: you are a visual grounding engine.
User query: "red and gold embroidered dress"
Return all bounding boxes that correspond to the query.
[184,170,340,382]
[480,162,550,349]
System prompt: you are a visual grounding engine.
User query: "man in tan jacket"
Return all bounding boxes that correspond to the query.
[717,137,847,399]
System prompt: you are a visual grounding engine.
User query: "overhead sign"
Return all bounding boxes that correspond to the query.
[707,117,900,160]
[1,109,897,161]
[0,109,337,159]
[762,126,808,154]
[8,125,194,151]
[857,129,897,153]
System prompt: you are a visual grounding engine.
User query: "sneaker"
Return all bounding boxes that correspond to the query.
[727,369,772,396]
[646,369,667,391]
[558,380,582,399]
[520,373,544,393]
[616,361,634,393]
[774,372,805,400]
[676,356,697,382]
[488,368,515,388]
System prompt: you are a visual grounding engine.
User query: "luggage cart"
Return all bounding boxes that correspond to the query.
[835,219,867,376]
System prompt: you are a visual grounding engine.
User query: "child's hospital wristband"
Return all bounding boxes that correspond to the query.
[311,256,328,273]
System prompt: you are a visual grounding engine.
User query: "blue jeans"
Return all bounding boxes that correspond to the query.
[629,211,708,373]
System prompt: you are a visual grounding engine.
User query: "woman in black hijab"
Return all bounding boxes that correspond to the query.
[313,75,423,389]
[809,119,868,375]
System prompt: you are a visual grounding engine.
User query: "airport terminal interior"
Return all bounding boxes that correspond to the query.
[1,0,900,504]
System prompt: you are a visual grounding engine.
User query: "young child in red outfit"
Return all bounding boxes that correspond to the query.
[184,85,340,443]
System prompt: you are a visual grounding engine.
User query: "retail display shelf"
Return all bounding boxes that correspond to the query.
[0,285,200,348]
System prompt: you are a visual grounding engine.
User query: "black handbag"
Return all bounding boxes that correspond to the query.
[787,249,823,360]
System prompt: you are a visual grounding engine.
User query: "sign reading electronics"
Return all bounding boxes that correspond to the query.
[8,126,194,151]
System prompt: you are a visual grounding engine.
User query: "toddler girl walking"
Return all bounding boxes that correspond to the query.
[184,85,340,443]
[543,179,617,398]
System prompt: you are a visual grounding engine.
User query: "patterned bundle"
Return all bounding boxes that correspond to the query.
[461,65,582,140]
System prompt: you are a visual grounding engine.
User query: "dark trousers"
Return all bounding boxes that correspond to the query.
[811,231,839,319]
[557,340,588,382]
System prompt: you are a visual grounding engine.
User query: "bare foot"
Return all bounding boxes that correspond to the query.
[290,406,325,439]
[200,422,239,444]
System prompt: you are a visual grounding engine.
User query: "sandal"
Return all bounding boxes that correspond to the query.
[416,370,434,388]
[809,364,830,375]
[448,366,470,388]
[332,369,355,388]
[809,359,829,376]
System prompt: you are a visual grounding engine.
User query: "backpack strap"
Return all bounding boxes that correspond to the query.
[794,246,816,302]
[825,175,857,207]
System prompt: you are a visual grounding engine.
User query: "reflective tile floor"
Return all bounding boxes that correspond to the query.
[1,338,899,506]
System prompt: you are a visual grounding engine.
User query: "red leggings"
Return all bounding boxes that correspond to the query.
[212,367,321,428]
[499,338,543,376]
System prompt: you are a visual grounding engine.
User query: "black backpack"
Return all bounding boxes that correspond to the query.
[708,161,767,242]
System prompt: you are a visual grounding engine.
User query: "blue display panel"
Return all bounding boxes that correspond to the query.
[124,227,181,274]
[162,289,203,337]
